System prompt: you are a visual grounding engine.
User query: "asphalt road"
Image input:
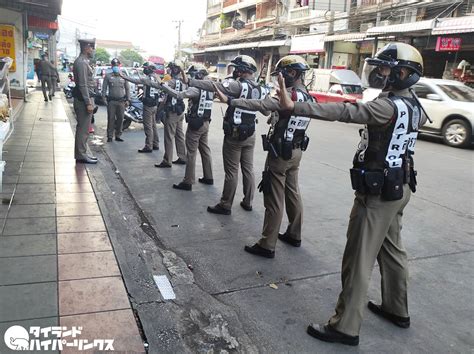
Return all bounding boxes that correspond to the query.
[84,100,473,353]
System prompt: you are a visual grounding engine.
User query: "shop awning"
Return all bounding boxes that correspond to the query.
[367,20,434,35]
[432,16,474,35]
[290,34,325,54]
[202,39,288,53]
[324,32,366,42]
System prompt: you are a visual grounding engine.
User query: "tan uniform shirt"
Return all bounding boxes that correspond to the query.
[102,73,130,100]
[73,54,95,105]
[39,59,55,79]
[190,78,242,98]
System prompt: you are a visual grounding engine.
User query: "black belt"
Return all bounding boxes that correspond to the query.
[107,96,126,102]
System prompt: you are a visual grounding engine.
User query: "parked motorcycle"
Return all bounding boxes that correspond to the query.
[123,91,143,130]
[63,73,75,99]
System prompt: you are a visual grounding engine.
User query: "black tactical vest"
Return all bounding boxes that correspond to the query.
[143,75,159,107]
[187,89,214,120]
[225,79,267,127]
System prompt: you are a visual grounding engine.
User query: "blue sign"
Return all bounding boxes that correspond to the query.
[35,32,49,40]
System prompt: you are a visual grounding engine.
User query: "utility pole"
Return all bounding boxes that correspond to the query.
[173,20,183,60]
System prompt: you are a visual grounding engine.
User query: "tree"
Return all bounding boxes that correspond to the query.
[94,48,110,65]
[119,49,144,67]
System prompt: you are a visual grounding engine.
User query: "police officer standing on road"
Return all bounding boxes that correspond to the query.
[39,53,56,102]
[217,55,313,258]
[190,55,268,215]
[73,38,97,164]
[277,43,426,346]
[121,62,160,153]
[146,64,214,191]
[102,58,130,143]
[155,60,187,168]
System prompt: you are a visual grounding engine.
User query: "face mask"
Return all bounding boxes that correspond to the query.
[143,68,152,75]
[368,68,389,89]
[282,70,295,87]
[112,66,120,74]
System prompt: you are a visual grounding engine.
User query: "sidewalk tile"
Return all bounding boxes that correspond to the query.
[18,175,55,184]
[10,193,56,205]
[55,167,87,176]
[59,277,130,316]
[21,162,55,169]
[58,232,111,254]
[58,251,120,280]
[0,255,57,285]
[0,282,57,322]
[55,183,93,193]
[0,184,15,193]
[55,172,88,181]
[2,217,56,235]
[24,156,54,163]
[19,167,55,176]
[57,216,106,233]
[60,309,144,353]
[56,193,96,204]
[8,204,56,218]
[15,184,55,194]
[3,175,18,184]
[0,234,56,257]
[56,203,100,217]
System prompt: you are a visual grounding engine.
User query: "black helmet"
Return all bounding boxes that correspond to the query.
[186,63,208,79]
[271,55,310,76]
[229,55,257,73]
[111,58,121,66]
[363,42,423,90]
[142,61,157,71]
[167,59,184,70]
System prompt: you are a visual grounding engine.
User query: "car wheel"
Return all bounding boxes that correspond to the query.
[442,119,472,148]
[122,118,132,130]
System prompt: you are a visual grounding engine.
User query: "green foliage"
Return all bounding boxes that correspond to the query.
[94,48,110,64]
[220,13,231,29]
[119,49,144,67]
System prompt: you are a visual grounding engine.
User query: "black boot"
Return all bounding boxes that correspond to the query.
[240,201,252,211]
[207,204,231,215]
[244,243,275,259]
[173,182,192,191]
[172,158,186,165]
[367,301,410,328]
[307,323,359,346]
[278,233,301,247]
[155,161,172,168]
[138,147,153,153]
[198,177,213,185]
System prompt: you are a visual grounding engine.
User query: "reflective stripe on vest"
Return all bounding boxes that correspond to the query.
[233,83,252,125]
[284,91,311,142]
[172,80,182,106]
[197,89,214,118]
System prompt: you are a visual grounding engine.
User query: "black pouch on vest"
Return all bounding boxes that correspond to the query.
[382,167,404,201]
[175,100,185,115]
[258,169,272,195]
[300,135,310,151]
[364,170,384,195]
[350,168,366,194]
[223,121,232,136]
[238,124,255,141]
[281,141,293,160]
[188,117,204,131]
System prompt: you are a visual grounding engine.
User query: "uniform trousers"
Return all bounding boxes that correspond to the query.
[143,105,159,150]
[106,100,125,139]
[329,184,411,336]
[73,98,92,160]
[182,121,213,185]
[162,113,186,165]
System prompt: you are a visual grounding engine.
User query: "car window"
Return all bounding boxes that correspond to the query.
[413,84,435,98]
[329,84,342,94]
[342,85,363,95]
[438,84,474,102]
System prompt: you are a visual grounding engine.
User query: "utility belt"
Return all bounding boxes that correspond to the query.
[185,114,209,131]
[165,100,185,116]
[261,134,309,160]
[223,121,255,141]
[143,96,157,107]
[107,96,127,102]
[72,86,97,102]
[349,165,417,201]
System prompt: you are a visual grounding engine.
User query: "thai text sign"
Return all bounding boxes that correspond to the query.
[0,25,16,72]
[436,37,462,52]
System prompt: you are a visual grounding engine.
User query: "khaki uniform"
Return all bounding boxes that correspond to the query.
[102,73,130,139]
[161,78,187,165]
[231,83,308,251]
[72,54,95,160]
[49,63,59,95]
[160,83,213,184]
[190,78,264,209]
[38,59,55,100]
[291,89,427,336]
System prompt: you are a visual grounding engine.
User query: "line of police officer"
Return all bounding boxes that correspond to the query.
[72,37,426,347]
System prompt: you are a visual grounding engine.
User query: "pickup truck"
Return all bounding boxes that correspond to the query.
[308,69,363,103]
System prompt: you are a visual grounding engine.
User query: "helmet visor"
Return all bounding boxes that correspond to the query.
[361,62,391,89]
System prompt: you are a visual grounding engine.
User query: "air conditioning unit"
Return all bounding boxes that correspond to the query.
[360,22,374,32]
[379,20,392,27]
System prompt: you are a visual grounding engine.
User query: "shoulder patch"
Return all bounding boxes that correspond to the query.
[251,87,260,99]
[223,81,230,88]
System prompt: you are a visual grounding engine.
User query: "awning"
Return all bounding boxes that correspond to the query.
[324,32,366,42]
[367,20,434,35]
[432,16,474,35]
[202,39,288,53]
[290,34,325,54]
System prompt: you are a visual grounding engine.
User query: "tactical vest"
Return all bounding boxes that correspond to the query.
[186,89,214,130]
[230,80,267,126]
[143,75,159,107]
[165,79,185,115]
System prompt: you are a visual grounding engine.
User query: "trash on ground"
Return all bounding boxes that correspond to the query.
[171,224,179,228]
[269,283,278,290]
[153,275,176,300]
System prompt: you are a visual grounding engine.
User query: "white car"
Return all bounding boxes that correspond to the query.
[413,78,473,148]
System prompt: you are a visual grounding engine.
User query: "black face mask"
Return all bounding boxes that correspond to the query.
[281,69,296,87]
[368,68,389,89]
[143,68,152,75]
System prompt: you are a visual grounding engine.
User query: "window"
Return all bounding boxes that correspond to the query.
[246,8,256,22]
[329,84,343,94]
[342,84,363,95]
[413,84,435,99]
[438,84,474,102]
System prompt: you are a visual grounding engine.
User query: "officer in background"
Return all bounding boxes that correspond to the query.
[49,60,60,97]
[155,60,187,168]
[189,55,268,215]
[102,58,130,142]
[217,55,313,258]
[39,53,55,102]
[72,38,97,164]
[277,43,426,346]
[121,62,160,153]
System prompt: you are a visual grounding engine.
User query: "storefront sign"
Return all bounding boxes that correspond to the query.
[436,37,462,52]
[0,25,16,72]
[35,32,49,40]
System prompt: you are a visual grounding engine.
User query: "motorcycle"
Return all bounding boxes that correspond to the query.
[63,73,75,99]
[123,91,144,130]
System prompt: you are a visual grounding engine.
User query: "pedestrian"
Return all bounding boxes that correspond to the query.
[189,55,269,215]
[121,62,160,153]
[49,60,60,97]
[38,53,55,102]
[277,43,426,346]
[72,38,97,164]
[155,60,187,168]
[217,55,313,258]
[102,58,130,143]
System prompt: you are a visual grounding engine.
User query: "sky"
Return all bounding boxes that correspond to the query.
[61,0,207,60]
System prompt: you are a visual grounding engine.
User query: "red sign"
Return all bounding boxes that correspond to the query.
[436,37,462,52]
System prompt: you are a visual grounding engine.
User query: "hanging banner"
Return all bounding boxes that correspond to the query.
[0,25,16,72]
[435,37,462,52]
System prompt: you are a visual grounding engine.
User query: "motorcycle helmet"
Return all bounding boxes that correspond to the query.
[228,55,257,75]
[142,61,157,75]
[168,59,185,76]
[111,58,121,66]
[361,42,423,90]
[271,55,309,86]
[186,63,208,80]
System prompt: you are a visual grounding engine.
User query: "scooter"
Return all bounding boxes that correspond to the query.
[63,73,75,99]
[123,91,143,130]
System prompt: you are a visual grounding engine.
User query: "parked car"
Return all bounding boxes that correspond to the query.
[413,78,474,148]
[309,69,363,103]
[93,66,131,105]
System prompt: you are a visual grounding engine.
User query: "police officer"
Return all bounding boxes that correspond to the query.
[49,60,60,97]
[218,55,313,258]
[102,58,130,142]
[73,38,97,164]
[148,64,214,190]
[189,55,268,215]
[277,43,426,346]
[155,60,187,168]
[121,62,160,153]
[39,53,56,102]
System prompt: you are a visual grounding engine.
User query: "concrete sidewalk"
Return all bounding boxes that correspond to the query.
[0,91,144,353]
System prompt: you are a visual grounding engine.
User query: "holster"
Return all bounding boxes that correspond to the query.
[300,135,310,151]
[381,167,404,201]
[187,115,204,131]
